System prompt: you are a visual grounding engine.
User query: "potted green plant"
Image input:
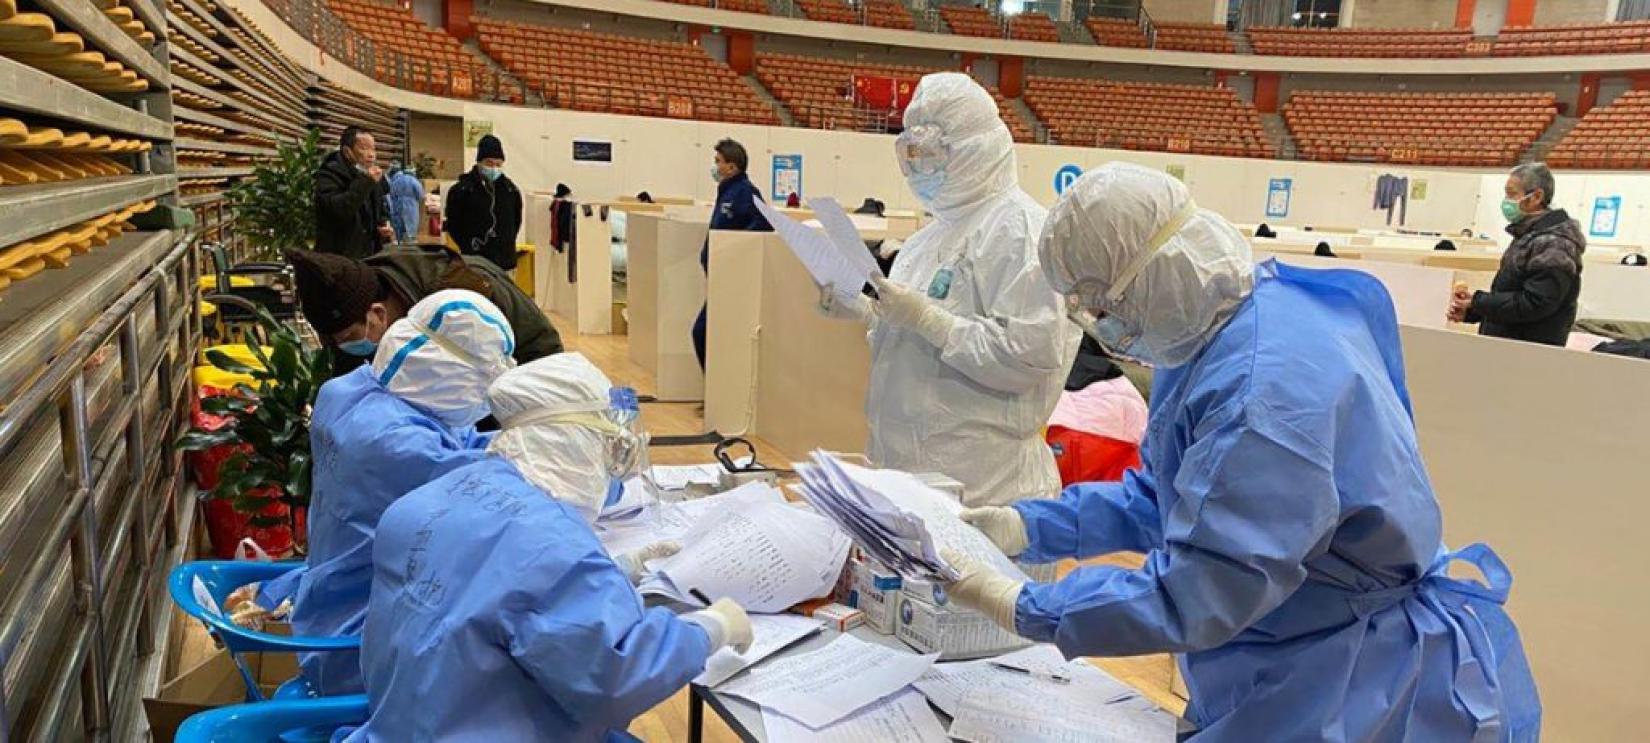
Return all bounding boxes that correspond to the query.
[178,306,331,556]
[228,129,325,260]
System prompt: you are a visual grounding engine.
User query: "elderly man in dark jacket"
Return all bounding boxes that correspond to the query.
[287,246,562,377]
[314,127,391,259]
[1450,163,1585,346]
[444,134,523,271]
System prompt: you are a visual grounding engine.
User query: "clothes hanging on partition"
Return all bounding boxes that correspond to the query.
[548,194,576,283]
[1373,174,1408,226]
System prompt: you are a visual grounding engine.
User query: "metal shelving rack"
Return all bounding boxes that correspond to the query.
[167,0,310,252]
[0,2,201,740]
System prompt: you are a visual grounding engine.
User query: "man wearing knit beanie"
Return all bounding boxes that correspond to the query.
[287,246,562,377]
[444,134,524,271]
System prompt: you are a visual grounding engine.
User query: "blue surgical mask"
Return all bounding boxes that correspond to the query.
[338,338,378,357]
[906,171,945,206]
[604,477,625,510]
[480,166,502,182]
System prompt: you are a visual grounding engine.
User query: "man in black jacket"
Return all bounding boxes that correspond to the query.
[314,127,392,259]
[444,134,523,271]
[287,247,562,377]
[1449,163,1585,346]
[693,138,773,370]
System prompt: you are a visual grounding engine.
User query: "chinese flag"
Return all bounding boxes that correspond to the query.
[853,75,916,115]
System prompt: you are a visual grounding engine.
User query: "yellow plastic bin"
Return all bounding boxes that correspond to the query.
[514,243,535,298]
[198,343,272,369]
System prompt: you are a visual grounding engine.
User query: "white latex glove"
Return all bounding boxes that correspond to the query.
[818,282,873,322]
[960,506,1030,558]
[942,548,1025,633]
[614,540,681,585]
[683,598,754,654]
[871,276,954,347]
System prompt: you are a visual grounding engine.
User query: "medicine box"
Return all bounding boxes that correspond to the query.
[895,578,1031,660]
[843,556,902,635]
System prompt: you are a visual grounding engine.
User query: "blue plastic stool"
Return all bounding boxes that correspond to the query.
[168,561,360,701]
[174,694,368,743]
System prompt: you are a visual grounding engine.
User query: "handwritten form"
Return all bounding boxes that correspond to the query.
[753,196,879,306]
[719,633,938,728]
[596,480,784,557]
[696,613,825,687]
[644,500,850,612]
[761,690,948,743]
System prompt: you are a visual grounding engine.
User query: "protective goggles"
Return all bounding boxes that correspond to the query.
[377,306,516,388]
[1067,297,1150,367]
[500,390,649,481]
[894,125,947,177]
[1061,199,1199,367]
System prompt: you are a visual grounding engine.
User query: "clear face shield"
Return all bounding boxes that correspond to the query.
[894,125,947,178]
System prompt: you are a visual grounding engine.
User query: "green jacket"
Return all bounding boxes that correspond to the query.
[332,246,562,376]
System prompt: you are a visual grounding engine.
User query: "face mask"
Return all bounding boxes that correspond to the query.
[481,166,502,182]
[710,166,724,184]
[1069,302,1153,368]
[907,171,946,205]
[338,338,377,357]
[1501,197,1527,223]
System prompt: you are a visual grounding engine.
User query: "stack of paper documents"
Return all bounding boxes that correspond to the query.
[596,480,783,557]
[640,499,851,612]
[753,196,881,306]
[793,451,1027,583]
[696,613,825,687]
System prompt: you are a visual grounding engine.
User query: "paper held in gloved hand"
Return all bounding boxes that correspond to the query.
[753,196,880,304]
[793,451,1028,584]
[639,498,851,613]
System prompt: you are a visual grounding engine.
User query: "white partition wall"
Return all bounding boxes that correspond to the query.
[626,211,710,401]
[1402,328,1650,743]
[703,231,769,435]
[542,204,615,335]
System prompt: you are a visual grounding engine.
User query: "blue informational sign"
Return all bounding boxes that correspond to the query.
[1266,178,1293,218]
[772,154,803,202]
[1054,164,1083,196]
[1590,195,1622,238]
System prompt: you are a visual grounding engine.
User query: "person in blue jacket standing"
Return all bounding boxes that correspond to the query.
[385,164,424,245]
[693,138,772,371]
[945,163,1541,742]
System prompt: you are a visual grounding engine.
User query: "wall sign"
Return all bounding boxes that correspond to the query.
[1053,164,1083,196]
[1266,178,1292,218]
[1410,179,1428,201]
[1591,195,1622,238]
[462,120,493,148]
[1165,164,1186,182]
[772,154,803,202]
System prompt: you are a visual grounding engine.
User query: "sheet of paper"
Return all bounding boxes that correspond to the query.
[649,463,724,491]
[597,481,785,556]
[754,196,876,303]
[762,689,948,743]
[646,500,850,612]
[807,197,881,277]
[914,645,1148,718]
[949,681,1177,743]
[696,613,825,687]
[720,633,938,729]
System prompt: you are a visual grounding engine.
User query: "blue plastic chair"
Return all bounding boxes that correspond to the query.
[174,694,368,743]
[168,561,361,702]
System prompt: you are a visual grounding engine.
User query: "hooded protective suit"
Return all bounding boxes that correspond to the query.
[283,290,515,696]
[346,354,744,742]
[950,164,1541,742]
[864,72,1075,507]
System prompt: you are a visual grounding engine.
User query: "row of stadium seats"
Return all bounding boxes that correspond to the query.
[1285,91,1557,166]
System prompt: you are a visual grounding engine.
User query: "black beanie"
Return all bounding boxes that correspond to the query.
[476,134,504,162]
[286,249,380,336]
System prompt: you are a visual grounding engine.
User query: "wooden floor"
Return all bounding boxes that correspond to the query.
[556,318,1185,742]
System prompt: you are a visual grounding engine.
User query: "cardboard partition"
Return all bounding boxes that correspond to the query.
[1268,253,1455,329]
[545,204,616,335]
[1577,263,1650,322]
[703,231,769,434]
[626,212,709,400]
[618,194,695,206]
[1402,327,1650,743]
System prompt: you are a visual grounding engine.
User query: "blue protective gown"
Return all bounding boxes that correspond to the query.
[1014,261,1540,742]
[286,365,493,695]
[345,458,713,742]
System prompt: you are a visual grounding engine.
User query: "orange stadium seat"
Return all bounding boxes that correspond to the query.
[471,18,780,126]
[1547,89,1650,169]
[1085,17,1148,48]
[1247,26,1471,58]
[1156,22,1235,53]
[797,0,860,26]
[326,0,514,100]
[1493,21,1650,56]
[753,52,1036,142]
[863,0,916,30]
[940,5,1002,39]
[1023,76,1273,158]
[1006,12,1060,43]
[1283,90,1556,166]
[654,0,770,14]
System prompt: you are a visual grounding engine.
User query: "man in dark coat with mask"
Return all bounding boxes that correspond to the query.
[314,127,391,259]
[1449,163,1585,346]
[444,134,524,271]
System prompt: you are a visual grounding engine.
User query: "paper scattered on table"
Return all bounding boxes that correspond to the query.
[597,480,784,557]
[720,633,938,729]
[914,644,1149,718]
[643,499,850,612]
[793,451,1026,583]
[598,476,656,521]
[948,681,1175,743]
[697,613,825,687]
[762,690,948,743]
[754,196,879,305]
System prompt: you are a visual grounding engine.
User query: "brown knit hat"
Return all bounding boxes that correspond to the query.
[286,249,380,336]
